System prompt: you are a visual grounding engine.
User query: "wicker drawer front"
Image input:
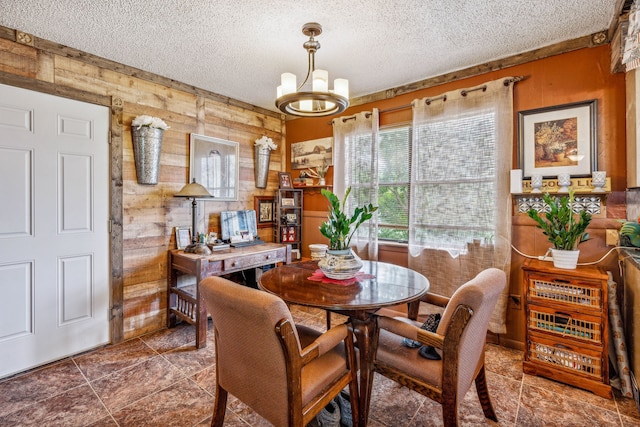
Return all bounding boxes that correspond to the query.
[528,336,602,379]
[529,306,602,345]
[528,276,602,309]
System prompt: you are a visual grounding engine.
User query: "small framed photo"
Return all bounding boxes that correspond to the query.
[286,213,297,224]
[175,226,192,250]
[254,196,275,228]
[281,198,295,207]
[517,99,597,178]
[278,172,293,189]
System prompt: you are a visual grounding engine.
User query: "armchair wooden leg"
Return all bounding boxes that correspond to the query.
[211,385,228,427]
[474,364,498,422]
[442,404,459,427]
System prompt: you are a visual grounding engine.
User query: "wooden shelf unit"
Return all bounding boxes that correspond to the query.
[276,188,303,258]
[522,259,611,398]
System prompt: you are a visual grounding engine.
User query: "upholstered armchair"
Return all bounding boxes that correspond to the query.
[200,276,359,427]
[372,268,506,426]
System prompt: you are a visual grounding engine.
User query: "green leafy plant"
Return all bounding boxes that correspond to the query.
[320,187,378,250]
[527,190,592,250]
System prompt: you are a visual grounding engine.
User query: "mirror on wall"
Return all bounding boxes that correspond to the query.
[189,133,239,201]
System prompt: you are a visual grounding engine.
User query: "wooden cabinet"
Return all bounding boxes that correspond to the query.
[522,259,611,398]
[276,189,303,259]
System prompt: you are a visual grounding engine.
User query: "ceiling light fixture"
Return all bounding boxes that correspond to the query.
[275,22,349,117]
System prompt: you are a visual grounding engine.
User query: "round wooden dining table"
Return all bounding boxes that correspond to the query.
[258,259,430,427]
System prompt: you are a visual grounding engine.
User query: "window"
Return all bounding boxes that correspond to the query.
[373,112,497,248]
[411,111,497,252]
[377,126,410,242]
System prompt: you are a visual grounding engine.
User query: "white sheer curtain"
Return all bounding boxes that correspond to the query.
[409,78,514,334]
[332,109,380,260]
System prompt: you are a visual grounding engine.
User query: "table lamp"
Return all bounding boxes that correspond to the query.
[174,179,214,254]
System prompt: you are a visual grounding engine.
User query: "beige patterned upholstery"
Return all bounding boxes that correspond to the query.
[373,268,506,427]
[200,276,359,427]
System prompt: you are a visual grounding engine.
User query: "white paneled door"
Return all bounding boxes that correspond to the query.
[0,84,110,378]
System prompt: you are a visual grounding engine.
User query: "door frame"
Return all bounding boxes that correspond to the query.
[0,73,125,343]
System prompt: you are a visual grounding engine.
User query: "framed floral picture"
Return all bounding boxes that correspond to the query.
[517,100,597,178]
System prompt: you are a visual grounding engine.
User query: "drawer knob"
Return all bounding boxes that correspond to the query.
[266,255,271,259]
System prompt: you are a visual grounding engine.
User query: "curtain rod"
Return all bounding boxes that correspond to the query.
[329,76,525,124]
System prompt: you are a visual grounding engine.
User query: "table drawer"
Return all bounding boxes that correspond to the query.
[528,304,602,345]
[527,335,603,380]
[527,273,602,310]
[223,249,284,271]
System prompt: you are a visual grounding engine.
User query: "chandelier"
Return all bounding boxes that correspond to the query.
[275,22,349,117]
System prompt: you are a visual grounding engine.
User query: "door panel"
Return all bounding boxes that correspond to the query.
[0,147,32,237]
[0,261,33,341]
[0,83,110,378]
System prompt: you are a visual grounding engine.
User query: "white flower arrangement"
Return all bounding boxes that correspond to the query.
[254,135,278,151]
[132,115,170,130]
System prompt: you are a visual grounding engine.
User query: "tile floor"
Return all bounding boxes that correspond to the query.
[1,306,640,427]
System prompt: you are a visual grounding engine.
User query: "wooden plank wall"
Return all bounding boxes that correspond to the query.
[0,26,285,340]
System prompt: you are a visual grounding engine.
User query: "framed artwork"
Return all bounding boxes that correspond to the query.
[291,137,333,170]
[254,196,275,228]
[286,213,297,224]
[278,172,293,189]
[517,100,597,178]
[189,133,239,201]
[175,226,192,250]
[281,197,295,207]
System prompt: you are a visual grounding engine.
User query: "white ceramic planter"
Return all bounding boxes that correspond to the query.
[551,248,580,269]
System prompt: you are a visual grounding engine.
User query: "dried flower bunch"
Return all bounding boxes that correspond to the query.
[306,158,329,179]
[132,115,170,130]
[254,135,278,150]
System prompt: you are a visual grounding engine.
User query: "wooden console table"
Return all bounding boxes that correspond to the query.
[167,243,291,348]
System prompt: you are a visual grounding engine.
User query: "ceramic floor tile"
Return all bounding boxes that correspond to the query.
[617,389,640,420]
[2,308,640,426]
[369,373,424,426]
[139,322,196,353]
[91,355,185,411]
[0,359,86,418]
[0,384,108,427]
[73,338,158,381]
[484,342,524,381]
[190,364,217,395]
[523,372,618,412]
[110,378,213,427]
[86,415,120,427]
[484,371,521,425]
[517,381,622,426]
[622,414,640,427]
[161,340,216,377]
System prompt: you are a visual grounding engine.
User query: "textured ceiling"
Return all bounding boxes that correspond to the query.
[0,1,620,114]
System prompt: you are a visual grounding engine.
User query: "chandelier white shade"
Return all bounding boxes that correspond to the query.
[276,22,349,117]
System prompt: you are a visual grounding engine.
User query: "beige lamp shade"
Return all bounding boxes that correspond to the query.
[174,179,214,198]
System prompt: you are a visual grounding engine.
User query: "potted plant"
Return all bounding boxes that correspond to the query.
[317,187,378,279]
[527,190,592,269]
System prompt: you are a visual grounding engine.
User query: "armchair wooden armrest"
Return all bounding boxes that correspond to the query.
[422,292,450,308]
[292,322,350,363]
